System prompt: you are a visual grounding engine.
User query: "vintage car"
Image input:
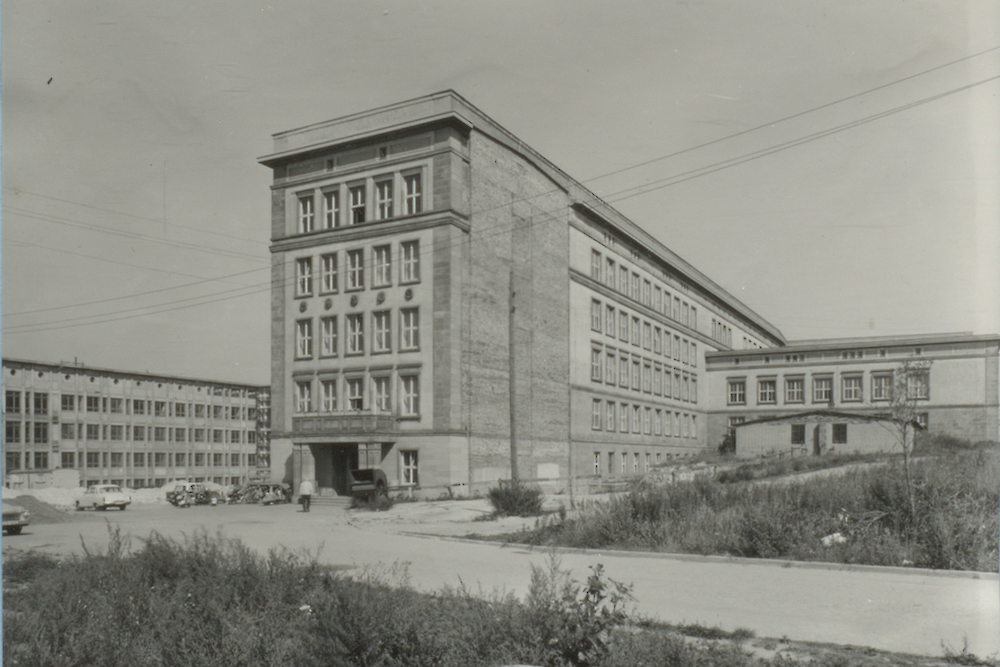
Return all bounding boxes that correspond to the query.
[167,483,223,506]
[2,503,30,535]
[75,484,132,511]
[230,483,291,504]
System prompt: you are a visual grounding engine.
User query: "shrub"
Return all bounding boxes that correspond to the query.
[488,480,544,517]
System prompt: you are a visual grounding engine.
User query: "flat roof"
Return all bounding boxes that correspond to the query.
[2,358,268,392]
[706,332,1000,359]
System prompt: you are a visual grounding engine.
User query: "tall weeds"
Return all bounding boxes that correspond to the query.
[521,449,999,571]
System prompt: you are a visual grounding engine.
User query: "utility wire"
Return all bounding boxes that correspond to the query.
[7,69,997,335]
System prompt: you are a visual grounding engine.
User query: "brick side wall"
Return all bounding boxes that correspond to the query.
[465,132,571,485]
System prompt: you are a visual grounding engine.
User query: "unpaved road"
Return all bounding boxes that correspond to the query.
[3,499,997,658]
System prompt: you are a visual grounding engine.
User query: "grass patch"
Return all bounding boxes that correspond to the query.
[510,448,999,571]
[3,530,985,666]
[715,453,877,484]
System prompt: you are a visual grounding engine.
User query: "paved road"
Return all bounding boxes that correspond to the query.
[4,502,997,658]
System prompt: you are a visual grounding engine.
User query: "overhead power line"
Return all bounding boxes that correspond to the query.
[6,64,997,335]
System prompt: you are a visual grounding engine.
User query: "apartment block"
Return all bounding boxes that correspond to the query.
[2,359,270,489]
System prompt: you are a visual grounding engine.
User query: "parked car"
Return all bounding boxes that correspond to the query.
[75,484,132,511]
[350,468,388,499]
[167,483,222,506]
[2,503,30,535]
[229,483,291,504]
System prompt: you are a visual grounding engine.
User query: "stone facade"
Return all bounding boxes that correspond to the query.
[261,91,999,497]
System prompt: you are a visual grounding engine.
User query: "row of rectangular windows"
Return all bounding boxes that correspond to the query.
[590,250,698,331]
[590,398,698,438]
[297,170,423,234]
[3,391,254,419]
[590,299,697,366]
[295,240,420,297]
[295,308,419,359]
[593,450,696,476]
[5,451,256,471]
[295,373,419,417]
[727,372,929,406]
[590,343,698,403]
[4,421,253,445]
[711,318,734,347]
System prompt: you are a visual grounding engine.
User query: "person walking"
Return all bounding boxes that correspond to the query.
[298,478,314,512]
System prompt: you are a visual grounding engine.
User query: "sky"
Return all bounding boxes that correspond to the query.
[2,1,998,385]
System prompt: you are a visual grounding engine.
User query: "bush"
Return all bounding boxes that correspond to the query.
[487,480,544,517]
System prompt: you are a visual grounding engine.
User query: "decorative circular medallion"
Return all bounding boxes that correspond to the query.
[324,298,332,310]
[376,292,385,305]
[350,294,359,307]
[299,301,307,313]
[404,288,413,302]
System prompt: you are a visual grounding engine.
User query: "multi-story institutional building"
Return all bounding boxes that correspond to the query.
[262,91,998,496]
[261,90,790,496]
[2,358,270,489]
[706,333,1000,448]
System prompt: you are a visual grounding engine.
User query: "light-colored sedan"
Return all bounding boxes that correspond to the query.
[2,503,30,535]
[76,484,132,511]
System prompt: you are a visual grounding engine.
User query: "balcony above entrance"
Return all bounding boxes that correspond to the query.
[293,411,399,438]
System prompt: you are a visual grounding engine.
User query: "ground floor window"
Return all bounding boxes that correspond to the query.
[832,423,848,444]
[791,424,806,445]
[6,452,21,470]
[401,450,418,485]
[593,452,601,475]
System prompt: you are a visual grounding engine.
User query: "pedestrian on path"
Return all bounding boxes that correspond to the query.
[298,479,314,512]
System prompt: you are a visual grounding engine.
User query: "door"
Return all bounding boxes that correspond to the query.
[331,446,358,496]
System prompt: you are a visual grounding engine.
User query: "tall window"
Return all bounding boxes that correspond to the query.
[321,253,338,293]
[347,378,364,410]
[832,423,848,444]
[295,319,313,359]
[907,373,929,400]
[591,349,602,382]
[349,184,365,224]
[619,312,628,342]
[5,422,20,444]
[347,250,364,290]
[298,194,314,233]
[590,250,602,281]
[375,178,393,219]
[631,317,640,346]
[373,245,391,287]
[619,356,629,387]
[606,259,615,289]
[591,300,602,332]
[728,380,746,405]
[605,306,615,337]
[401,240,420,283]
[400,375,419,417]
[758,379,776,404]
[296,257,313,296]
[872,374,892,401]
[323,190,340,229]
[5,391,20,413]
[346,314,364,355]
[813,377,832,403]
[373,376,390,413]
[400,308,419,350]
[605,351,616,384]
[606,401,616,431]
[320,316,338,357]
[401,450,419,485]
[791,424,806,445]
[785,378,804,403]
[842,376,862,402]
[295,381,312,413]
[404,173,422,215]
[372,311,391,353]
[591,399,602,430]
[643,322,652,350]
